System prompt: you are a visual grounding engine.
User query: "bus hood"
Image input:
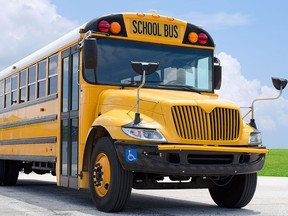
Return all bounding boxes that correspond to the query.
[98,88,240,114]
[98,88,247,145]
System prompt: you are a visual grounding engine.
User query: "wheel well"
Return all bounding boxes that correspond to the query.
[82,126,110,171]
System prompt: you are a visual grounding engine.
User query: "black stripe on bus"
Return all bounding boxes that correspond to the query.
[0,93,58,115]
[0,155,56,162]
[0,136,57,145]
[0,114,57,129]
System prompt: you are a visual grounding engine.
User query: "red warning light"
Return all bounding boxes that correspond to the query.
[198,33,208,45]
[98,20,110,33]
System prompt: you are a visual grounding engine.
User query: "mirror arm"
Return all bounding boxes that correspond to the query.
[251,87,283,119]
[134,71,146,124]
[78,30,93,49]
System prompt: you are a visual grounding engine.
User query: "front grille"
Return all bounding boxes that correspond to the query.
[171,106,240,140]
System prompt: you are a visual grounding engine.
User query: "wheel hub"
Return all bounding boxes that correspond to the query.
[93,153,111,197]
[94,163,103,187]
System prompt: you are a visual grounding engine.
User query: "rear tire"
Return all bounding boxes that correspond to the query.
[0,160,6,185]
[0,160,20,186]
[3,160,20,186]
[89,137,133,212]
[209,173,257,208]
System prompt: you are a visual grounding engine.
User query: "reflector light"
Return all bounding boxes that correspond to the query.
[198,33,208,45]
[188,32,198,43]
[98,20,110,33]
[110,22,121,34]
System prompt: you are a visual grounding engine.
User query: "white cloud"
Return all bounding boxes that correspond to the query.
[0,0,78,70]
[217,52,262,106]
[216,52,288,135]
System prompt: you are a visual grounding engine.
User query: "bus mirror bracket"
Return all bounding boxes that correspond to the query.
[242,77,287,129]
[83,38,98,69]
[213,57,222,90]
[131,61,159,124]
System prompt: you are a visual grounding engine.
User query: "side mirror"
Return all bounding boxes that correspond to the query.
[213,57,222,90]
[272,77,287,90]
[83,39,97,69]
[131,61,159,75]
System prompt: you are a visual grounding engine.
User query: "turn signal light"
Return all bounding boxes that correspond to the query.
[110,22,121,34]
[188,32,198,43]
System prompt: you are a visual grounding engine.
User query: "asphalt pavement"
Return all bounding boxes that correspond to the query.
[0,172,287,215]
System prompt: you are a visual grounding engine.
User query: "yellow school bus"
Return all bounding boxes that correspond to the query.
[0,12,287,212]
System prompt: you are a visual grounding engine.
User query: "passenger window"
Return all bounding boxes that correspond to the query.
[28,65,36,101]
[38,60,47,98]
[0,80,3,109]
[48,54,58,95]
[19,70,27,103]
[11,75,18,105]
[4,77,11,108]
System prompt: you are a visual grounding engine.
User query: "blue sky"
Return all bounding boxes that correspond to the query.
[0,0,287,148]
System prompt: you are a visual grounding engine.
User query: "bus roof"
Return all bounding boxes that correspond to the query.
[0,24,85,80]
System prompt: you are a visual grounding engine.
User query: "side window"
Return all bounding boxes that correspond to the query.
[28,65,36,101]
[197,57,211,90]
[38,60,47,98]
[0,80,3,109]
[11,75,18,105]
[48,54,58,95]
[4,77,11,108]
[19,70,27,103]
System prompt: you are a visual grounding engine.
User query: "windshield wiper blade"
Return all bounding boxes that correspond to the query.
[121,80,163,88]
[120,81,140,88]
[160,84,200,92]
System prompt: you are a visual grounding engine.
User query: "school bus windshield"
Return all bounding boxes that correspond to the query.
[84,38,213,92]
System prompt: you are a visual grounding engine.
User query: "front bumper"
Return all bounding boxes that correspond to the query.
[114,142,266,176]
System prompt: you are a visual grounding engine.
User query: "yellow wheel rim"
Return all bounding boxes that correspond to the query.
[93,153,111,197]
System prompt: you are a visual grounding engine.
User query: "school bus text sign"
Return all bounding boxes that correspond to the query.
[124,17,186,44]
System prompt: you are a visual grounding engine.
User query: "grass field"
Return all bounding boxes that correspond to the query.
[258,149,288,177]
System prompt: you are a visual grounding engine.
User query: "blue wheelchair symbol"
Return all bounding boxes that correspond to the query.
[125,149,138,162]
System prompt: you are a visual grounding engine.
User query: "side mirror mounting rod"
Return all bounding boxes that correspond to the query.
[131,61,159,125]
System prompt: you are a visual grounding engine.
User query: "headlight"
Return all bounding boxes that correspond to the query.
[248,131,262,145]
[122,127,167,142]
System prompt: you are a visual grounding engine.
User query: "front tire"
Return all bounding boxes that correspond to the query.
[209,173,257,208]
[89,137,132,212]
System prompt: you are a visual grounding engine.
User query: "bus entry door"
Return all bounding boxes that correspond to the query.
[60,46,79,189]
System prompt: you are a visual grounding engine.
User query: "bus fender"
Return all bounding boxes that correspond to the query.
[82,109,135,172]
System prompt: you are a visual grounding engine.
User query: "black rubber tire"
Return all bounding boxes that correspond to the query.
[3,160,20,186]
[0,160,6,185]
[209,173,257,208]
[89,137,133,212]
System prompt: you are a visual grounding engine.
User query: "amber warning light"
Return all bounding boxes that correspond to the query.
[98,20,121,34]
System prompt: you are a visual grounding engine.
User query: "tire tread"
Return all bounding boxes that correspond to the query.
[209,173,257,208]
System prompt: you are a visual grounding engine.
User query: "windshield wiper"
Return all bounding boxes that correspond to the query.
[160,84,201,92]
[120,80,163,89]
[120,81,140,88]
